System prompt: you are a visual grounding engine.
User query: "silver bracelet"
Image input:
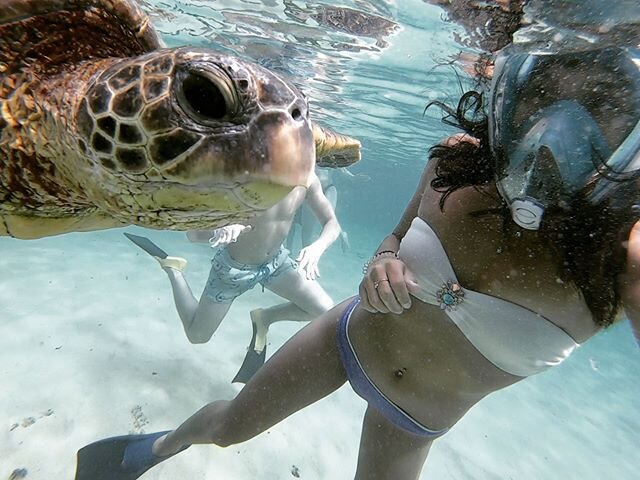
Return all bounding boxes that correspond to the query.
[362,250,398,274]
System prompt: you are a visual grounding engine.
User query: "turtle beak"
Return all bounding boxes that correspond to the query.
[256,113,316,189]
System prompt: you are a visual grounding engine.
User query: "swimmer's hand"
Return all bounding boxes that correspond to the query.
[359,256,419,315]
[296,244,323,280]
[208,224,251,248]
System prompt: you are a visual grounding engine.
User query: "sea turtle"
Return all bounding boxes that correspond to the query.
[0,0,361,239]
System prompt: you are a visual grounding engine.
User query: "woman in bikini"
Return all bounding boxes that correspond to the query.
[75,45,640,480]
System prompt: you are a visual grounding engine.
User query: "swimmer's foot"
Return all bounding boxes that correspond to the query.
[250,308,270,353]
[232,309,269,384]
[75,430,189,480]
[157,256,187,272]
[123,232,187,272]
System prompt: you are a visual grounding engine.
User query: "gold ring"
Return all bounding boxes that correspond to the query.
[374,279,390,289]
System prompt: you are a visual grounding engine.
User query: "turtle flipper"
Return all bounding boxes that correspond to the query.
[312,123,362,168]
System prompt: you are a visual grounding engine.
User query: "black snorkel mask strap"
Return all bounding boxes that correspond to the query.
[589,118,640,205]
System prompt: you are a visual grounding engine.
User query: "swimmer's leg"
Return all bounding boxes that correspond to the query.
[256,265,333,346]
[123,232,233,343]
[233,267,333,382]
[164,268,233,344]
[355,406,434,480]
[260,266,334,326]
[153,301,351,454]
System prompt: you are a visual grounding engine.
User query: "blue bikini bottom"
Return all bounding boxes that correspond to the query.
[337,297,448,438]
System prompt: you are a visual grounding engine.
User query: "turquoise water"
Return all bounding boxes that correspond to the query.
[1,1,639,479]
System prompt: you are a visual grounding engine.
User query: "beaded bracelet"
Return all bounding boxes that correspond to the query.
[362,250,398,274]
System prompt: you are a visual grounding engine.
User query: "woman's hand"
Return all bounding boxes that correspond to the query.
[359,256,419,314]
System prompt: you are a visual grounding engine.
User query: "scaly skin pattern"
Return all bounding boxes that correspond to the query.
[0,2,319,238]
[0,5,152,236]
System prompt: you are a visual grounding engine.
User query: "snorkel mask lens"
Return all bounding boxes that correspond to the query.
[498,101,611,229]
[489,47,640,229]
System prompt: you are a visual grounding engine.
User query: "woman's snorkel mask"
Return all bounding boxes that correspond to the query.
[489,46,640,230]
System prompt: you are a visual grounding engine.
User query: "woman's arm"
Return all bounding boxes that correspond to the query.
[621,220,640,344]
[391,158,436,242]
[359,160,435,314]
[360,134,480,314]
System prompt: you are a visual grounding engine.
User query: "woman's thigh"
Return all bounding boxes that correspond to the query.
[355,405,435,480]
[224,300,352,437]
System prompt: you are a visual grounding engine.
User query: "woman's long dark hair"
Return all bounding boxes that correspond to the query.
[426,91,496,211]
[426,92,638,327]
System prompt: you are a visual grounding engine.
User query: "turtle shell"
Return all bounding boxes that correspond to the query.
[0,0,162,78]
[0,0,169,239]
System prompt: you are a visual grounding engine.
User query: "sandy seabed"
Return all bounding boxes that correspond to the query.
[1,227,638,479]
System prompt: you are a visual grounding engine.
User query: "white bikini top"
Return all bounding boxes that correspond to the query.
[398,217,580,377]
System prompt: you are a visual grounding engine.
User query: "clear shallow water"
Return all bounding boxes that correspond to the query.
[1,1,639,479]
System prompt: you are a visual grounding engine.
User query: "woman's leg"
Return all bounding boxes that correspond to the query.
[163,268,233,344]
[355,406,434,480]
[154,300,352,454]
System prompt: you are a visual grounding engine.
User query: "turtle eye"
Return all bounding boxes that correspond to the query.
[176,69,237,124]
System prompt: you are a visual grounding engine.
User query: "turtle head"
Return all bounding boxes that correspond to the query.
[75,48,315,229]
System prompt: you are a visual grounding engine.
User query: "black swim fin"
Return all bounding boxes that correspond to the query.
[75,431,186,480]
[232,321,267,384]
[123,232,187,271]
[123,232,168,259]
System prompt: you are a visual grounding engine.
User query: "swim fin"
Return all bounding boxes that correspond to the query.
[123,232,169,258]
[75,431,188,480]
[232,321,267,384]
[123,232,187,271]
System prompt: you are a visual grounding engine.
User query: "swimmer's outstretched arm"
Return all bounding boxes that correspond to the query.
[621,219,640,344]
[296,172,341,280]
